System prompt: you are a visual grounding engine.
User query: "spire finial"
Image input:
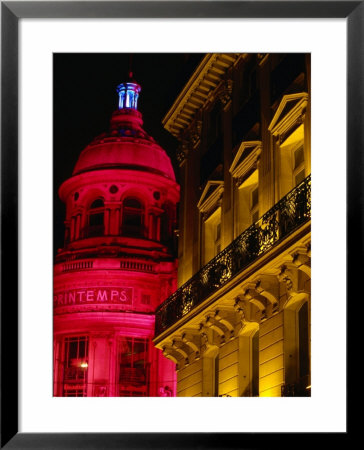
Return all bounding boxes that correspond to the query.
[116,54,141,110]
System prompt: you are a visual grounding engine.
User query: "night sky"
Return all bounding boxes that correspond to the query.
[53,53,204,254]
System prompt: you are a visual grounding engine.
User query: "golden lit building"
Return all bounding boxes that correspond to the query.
[153,53,311,397]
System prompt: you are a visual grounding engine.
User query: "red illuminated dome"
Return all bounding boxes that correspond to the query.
[73,81,176,180]
[54,78,179,398]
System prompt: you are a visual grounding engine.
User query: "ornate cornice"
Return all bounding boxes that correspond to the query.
[163,53,243,139]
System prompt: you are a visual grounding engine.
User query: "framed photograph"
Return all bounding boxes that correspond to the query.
[1,1,359,448]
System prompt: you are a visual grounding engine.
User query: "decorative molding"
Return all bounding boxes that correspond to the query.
[176,141,189,166]
[257,53,269,66]
[268,92,309,139]
[162,344,181,370]
[163,54,242,138]
[187,119,202,149]
[229,141,262,183]
[181,331,201,360]
[197,180,224,215]
[218,79,233,108]
[291,246,311,277]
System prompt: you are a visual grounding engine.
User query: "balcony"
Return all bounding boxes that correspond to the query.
[155,175,311,336]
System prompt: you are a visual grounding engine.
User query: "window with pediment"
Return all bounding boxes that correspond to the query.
[269,92,309,200]
[229,141,261,238]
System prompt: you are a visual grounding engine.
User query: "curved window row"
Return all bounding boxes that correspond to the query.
[65,197,176,246]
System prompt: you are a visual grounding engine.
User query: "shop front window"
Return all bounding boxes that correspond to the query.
[118,337,149,396]
[63,336,88,397]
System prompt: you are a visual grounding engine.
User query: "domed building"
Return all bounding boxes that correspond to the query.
[53,77,180,397]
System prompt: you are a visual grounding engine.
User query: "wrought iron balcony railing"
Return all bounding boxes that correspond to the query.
[155,175,311,336]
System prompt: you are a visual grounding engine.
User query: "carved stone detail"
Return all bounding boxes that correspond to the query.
[181,331,201,360]
[162,344,182,370]
[176,141,189,165]
[291,246,311,277]
[189,119,202,147]
[218,79,233,107]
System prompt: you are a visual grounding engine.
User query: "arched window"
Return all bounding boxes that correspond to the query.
[122,198,144,237]
[85,198,104,238]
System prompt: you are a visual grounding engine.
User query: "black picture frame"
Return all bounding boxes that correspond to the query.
[1,1,358,448]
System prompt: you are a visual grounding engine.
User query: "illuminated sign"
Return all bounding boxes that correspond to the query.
[54,287,133,307]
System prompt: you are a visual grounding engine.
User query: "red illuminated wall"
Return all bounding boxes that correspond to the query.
[53,80,179,397]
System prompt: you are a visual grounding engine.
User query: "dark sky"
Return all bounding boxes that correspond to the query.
[54,53,204,254]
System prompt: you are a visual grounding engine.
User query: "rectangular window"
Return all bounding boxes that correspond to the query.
[294,145,304,169]
[295,168,306,186]
[118,337,149,397]
[236,170,259,235]
[279,124,305,197]
[63,336,88,397]
[203,207,222,264]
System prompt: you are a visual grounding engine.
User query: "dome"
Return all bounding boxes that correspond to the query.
[72,80,176,181]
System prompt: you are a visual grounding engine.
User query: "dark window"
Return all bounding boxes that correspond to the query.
[270,54,306,104]
[85,198,104,238]
[207,103,222,147]
[214,354,219,397]
[232,90,260,148]
[200,136,223,186]
[122,198,144,237]
[160,202,176,249]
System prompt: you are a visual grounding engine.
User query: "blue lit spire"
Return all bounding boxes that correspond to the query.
[116,72,141,110]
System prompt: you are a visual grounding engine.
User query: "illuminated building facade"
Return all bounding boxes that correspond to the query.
[154,53,311,397]
[54,78,179,397]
